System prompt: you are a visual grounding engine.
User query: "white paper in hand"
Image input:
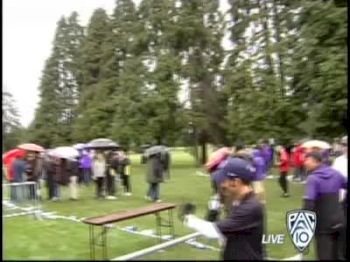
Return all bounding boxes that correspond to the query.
[208,194,221,210]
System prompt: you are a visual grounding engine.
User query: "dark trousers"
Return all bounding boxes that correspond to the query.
[315,231,343,260]
[95,177,104,197]
[82,168,91,185]
[121,173,131,193]
[339,202,347,260]
[147,183,159,201]
[278,172,288,193]
[105,175,115,196]
[53,182,60,198]
[47,175,55,200]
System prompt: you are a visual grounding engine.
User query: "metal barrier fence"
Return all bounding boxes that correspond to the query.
[111,232,202,261]
[2,181,41,218]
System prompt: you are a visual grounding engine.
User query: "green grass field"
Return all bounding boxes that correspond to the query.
[3,151,316,260]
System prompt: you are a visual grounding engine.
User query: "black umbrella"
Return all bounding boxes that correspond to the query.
[85,138,119,150]
[144,145,168,157]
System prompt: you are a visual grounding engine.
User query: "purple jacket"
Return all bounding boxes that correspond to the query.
[304,164,346,200]
[253,151,266,181]
[304,164,347,233]
[80,154,92,169]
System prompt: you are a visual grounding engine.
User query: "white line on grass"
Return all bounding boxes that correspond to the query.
[195,171,210,177]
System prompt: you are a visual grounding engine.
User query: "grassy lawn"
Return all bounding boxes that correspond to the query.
[3,150,316,260]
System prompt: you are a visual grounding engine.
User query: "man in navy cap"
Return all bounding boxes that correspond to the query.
[303,151,347,260]
[183,157,265,260]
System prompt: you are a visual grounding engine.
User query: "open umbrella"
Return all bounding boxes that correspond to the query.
[301,140,331,150]
[3,149,26,164]
[85,138,119,150]
[48,146,79,160]
[204,147,232,172]
[72,143,86,150]
[18,143,45,152]
[144,145,168,157]
[141,144,151,150]
[3,149,26,181]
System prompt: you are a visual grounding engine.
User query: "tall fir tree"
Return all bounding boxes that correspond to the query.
[31,14,85,147]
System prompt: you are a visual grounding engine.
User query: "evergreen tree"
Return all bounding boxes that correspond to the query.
[31,14,85,147]
[2,91,24,151]
[72,9,115,141]
[291,0,347,138]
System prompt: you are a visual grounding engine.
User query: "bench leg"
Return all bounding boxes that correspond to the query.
[102,226,108,259]
[155,213,163,243]
[168,209,175,238]
[89,225,95,260]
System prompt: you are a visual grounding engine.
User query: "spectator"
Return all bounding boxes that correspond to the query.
[68,158,79,200]
[25,152,38,200]
[117,150,132,196]
[43,154,56,200]
[161,150,171,181]
[145,153,164,202]
[276,145,290,197]
[11,153,27,202]
[92,152,106,199]
[303,151,347,260]
[52,157,62,201]
[332,135,347,260]
[105,151,117,200]
[291,141,306,182]
[251,148,267,204]
[33,152,44,200]
[80,150,92,186]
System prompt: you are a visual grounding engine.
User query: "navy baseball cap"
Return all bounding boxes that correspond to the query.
[217,157,256,182]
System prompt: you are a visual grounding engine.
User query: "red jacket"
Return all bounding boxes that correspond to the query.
[292,145,304,167]
[279,149,289,172]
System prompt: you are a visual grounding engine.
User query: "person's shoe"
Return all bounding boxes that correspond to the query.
[51,197,59,201]
[156,199,162,203]
[106,196,117,200]
[281,193,290,198]
[144,196,151,201]
[124,192,132,196]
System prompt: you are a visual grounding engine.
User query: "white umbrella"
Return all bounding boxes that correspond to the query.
[48,146,79,160]
[85,138,119,149]
[301,140,331,150]
[72,143,86,150]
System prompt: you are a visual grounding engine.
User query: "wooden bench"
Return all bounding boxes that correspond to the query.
[83,202,176,260]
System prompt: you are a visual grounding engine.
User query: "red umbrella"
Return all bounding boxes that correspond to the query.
[2,149,26,181]
[18,143,45,152]
[3,149,26,165]
[204,147,232,172]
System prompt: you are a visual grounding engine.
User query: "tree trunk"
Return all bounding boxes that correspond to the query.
[200,141,207,165]
[272,0,285,98]
[192,127,200,167]
[258,0,274,75]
